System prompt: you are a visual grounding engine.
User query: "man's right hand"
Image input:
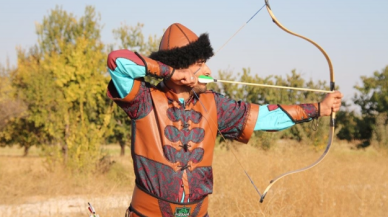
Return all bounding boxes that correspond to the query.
[168,68,197,87]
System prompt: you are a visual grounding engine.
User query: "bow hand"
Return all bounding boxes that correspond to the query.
[319,91,343,117]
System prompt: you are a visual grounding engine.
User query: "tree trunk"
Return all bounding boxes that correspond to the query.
[23,145,30,157]
[119,140,125,156]
[62,144,68,163]
[63,118,70,164]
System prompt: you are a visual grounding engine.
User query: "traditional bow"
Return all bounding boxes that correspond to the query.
[259,0,336,202]
[193,0,336,203]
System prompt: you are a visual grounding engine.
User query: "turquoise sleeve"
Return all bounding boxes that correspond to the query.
[108,57,146,98]
[254,105,295,131]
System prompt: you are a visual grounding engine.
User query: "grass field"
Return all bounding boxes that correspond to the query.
[0,140,387,217]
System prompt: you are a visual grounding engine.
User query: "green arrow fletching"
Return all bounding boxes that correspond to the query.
[198,75,215,84]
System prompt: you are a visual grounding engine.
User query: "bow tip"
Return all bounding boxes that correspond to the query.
[260,193,267,203]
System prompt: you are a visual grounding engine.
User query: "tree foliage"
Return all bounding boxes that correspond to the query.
[3,6,111,171]
[36,6,111,171]
[2,48,56,156]
[0,63,28,154]
[0,64,27,131]
[113,22,160,56]
[353,66,388,148]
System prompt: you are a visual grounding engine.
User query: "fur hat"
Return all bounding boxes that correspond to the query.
[149,23,214,69]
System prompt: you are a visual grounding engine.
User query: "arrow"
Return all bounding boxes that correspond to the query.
[198,75,333,93]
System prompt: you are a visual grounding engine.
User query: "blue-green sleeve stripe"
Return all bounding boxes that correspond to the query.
[254,105,295,131]
[109,58,146,98]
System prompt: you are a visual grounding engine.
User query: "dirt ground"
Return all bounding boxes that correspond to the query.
[0,193,131,217]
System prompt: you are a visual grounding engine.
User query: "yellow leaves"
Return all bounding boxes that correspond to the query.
[3,6,111,171]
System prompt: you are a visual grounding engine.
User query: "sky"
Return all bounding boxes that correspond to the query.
[1,0,387,112]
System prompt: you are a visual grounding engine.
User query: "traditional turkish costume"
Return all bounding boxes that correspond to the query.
[107,23,319,217]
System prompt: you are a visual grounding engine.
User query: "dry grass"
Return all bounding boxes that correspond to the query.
[0,146,134,217]
[0,140,387,217]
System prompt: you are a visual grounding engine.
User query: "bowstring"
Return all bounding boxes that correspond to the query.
[189,3,267,201]
[192,90,263,198]
[215,4,266,55]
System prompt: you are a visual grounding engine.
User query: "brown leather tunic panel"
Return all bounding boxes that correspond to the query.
[133,108,181,171]
[134,87,218,171]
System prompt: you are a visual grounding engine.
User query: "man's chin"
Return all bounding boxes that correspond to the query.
[192,85,207,95]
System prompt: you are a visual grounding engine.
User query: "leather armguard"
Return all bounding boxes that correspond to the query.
[236,103,259,144]
[135,52,174,78]
[278,103,319,123]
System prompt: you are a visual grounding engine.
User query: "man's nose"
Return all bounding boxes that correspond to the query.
[203,64,211,76]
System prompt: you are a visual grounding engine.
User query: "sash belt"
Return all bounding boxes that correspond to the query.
[130,185,208,217]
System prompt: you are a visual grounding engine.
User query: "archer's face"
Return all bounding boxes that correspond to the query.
[190,61,211,94]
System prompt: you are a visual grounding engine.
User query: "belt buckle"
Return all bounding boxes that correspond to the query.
[174,206,191,217]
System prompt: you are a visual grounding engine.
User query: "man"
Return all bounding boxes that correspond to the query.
[107,23,343,217]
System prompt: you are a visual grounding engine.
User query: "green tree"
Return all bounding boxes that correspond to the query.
[353,66,388,148]
[0,63,29,154]
[354,66,388,115]
[113,22,160,55]
[0,63,26,132]
[336,101,373,146]
[3,48,57,156]
[37,6,111,171]
[7,6,111,169]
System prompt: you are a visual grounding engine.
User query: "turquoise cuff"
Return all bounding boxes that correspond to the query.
[109,58,146,98]
[254,105,295,131]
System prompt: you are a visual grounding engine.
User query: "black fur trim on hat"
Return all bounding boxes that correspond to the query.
[149,33,214,69]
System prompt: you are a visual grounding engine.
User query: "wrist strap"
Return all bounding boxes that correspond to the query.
[311,102,320,131]
[164,68,175,80]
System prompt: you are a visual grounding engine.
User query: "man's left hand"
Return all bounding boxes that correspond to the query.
[319,91,343,116]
